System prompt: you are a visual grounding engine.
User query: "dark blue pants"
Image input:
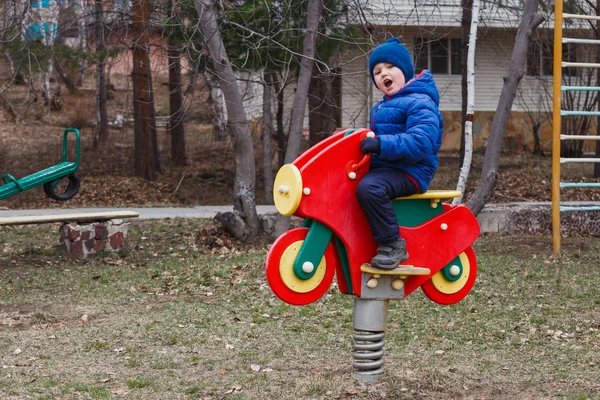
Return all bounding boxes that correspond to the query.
[356,167,417,244]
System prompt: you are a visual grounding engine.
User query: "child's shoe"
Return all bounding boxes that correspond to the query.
[371,239,409,270]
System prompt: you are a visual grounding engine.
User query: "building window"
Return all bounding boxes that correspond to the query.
[414,37,462,75]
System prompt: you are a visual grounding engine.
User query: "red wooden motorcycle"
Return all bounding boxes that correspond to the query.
[266,128,480,306]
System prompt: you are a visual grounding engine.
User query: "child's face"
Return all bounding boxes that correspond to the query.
[373,62,406,96]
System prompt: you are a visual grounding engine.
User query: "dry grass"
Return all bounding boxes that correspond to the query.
[1,220,599,399]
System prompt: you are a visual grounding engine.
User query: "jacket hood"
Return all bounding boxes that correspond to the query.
[386,70,440,106]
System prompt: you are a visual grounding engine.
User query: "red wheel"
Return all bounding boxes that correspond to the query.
[421,246,477,305]
[266,228,338,306]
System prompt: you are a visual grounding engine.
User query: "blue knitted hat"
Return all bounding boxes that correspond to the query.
[368,38,414,83]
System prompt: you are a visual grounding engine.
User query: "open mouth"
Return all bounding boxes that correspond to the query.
[384,79,393,88]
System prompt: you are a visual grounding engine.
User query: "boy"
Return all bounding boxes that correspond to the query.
[357,37,444,270]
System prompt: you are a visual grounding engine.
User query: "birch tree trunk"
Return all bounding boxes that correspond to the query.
[194,0,260,239]
[42,6,58,106]
[459,0,473,161]
[453,0,479,205]
[466,0,545,215]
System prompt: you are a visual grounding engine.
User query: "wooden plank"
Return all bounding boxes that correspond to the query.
[361,264,431,276]
[399,190,462,200]
[0,211,140,226]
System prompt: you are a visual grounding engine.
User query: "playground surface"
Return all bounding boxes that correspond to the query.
[1,219,598,399]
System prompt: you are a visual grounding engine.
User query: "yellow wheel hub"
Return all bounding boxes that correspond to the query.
[279,240,326,293]
[430,252,470,294]
[273,164,303,216]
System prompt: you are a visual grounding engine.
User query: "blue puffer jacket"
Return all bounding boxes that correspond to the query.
[369,70,444,193]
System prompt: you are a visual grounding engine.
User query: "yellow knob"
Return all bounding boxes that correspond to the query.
[273,164,303,216]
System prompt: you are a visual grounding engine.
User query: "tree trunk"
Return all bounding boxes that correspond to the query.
[168,44,187,166]
[282,0,322,165]
[262,70,275,205]
[4,52,18,85]
[273,0,322,238]
[273,74,286,168]
[532,121,544,156]
[453,0,479,206]
[16,0,29,85]
[94,0,108,146]
[42,21,57,106]
[76,0,88,87]
[459,0,473,162]
[194,0,260,239]
[466,0,545,215]
[203,71,227,141]
[132,0,160,180]
[106,62,113,97]
[55,61,76,94]
[308,65,339,146]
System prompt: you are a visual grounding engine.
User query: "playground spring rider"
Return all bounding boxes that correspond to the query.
[265,128,480,383]
[0,128,81,202]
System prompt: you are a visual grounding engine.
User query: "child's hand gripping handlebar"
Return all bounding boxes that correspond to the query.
[346,131,375,179]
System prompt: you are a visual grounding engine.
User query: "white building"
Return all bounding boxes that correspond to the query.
[336,0,594,151]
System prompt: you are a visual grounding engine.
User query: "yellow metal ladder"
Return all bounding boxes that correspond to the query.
[552,1,600,254]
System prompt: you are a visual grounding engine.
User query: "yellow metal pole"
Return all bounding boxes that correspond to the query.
[552,0,564,256]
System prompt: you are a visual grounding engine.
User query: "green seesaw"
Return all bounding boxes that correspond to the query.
[0,128,81,201]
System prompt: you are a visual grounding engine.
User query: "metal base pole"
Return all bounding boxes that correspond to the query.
[351,298,389,383]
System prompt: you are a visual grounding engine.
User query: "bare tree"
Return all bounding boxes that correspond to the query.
[308,66,340,146]
[272,72,287,168]
[194,0,260,240]
[94,0,108,146]
[262,70,276,205]
[271,0,323,238]
[516,82,550,156]
[167,1,186,166]
[562,67,598,157]
[76,0,88,87]
[282,0,322,165]
[466,0,545,215]
[132,0,161,180]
